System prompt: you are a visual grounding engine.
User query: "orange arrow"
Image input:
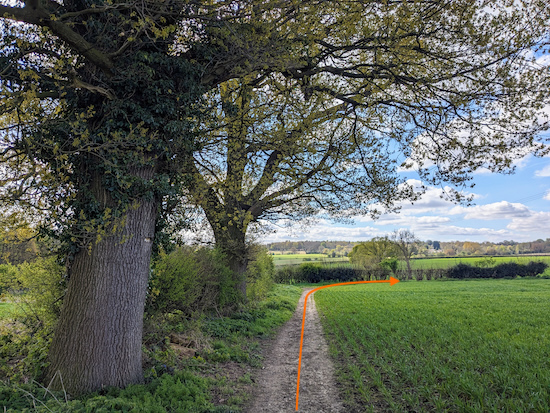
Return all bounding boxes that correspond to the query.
[295,277,400,411]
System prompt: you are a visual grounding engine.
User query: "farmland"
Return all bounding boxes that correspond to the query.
[272,252,550,271]
[271,253,348,266]
[315,279,550,412]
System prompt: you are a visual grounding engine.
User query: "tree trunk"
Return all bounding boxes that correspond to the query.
[46,169,157,395]
[212,220,248,300]
[405,257,412,280]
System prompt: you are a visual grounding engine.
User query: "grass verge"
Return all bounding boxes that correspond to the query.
[315,278,550,412]
[1,284,302,412]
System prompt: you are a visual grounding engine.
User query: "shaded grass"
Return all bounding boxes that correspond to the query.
[315,279,550,412]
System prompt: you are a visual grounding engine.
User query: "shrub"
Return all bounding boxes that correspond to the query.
[246,246,274,301]
[447,261,548,279]
[0,263,18,298]
[147,247,240,316]
[1,257,65,380]
[274,264,364,284]
[273,266,301,284]
[9,257,65,331]
[299,263,324,283]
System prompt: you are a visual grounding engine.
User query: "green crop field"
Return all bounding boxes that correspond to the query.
[272,254,348,266]
[315,279,550,412]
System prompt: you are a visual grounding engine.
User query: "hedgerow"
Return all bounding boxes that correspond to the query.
[275,261,548,284]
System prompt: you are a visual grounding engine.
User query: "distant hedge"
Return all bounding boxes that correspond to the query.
[275,261,548,284]
[447,261,548,279]
[274,263,364,284]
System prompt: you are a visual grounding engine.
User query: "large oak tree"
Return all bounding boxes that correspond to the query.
[1,0,549,394]
[183,1,550,286]
[1,0,300,393]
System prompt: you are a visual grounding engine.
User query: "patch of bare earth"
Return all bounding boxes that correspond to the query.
[245,288,345,413]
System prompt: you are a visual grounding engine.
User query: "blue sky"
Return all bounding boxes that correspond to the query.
[260,153,550,244]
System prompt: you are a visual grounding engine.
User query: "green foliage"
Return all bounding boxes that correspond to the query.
[349,238,398,271]
[245,246,275,301]
[380,258,399,276]
[0,257,65,380]
[475,256,496,268]
[0,371,213,412]
[275,263,365,284]
[316,279,550,412]
[402,255,550,270]
[147,247,241,316]
[9,258,65,329]
[447,261,548,279]
[0,264,18,298]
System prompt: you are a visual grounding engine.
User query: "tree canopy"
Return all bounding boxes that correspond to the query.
[182,1,550,277]
[349,237,398,272]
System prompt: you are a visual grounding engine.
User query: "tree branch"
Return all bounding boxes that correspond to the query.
[0,4,113,72]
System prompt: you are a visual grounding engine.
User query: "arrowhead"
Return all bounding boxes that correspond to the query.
[389,276,400,286]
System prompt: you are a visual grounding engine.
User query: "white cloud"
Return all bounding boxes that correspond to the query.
[388,179,478,215]
[535,164,550,177]
[416,216,451,224]
[544,191,550,201]
[260,221,383,242]
[453,201,532,220]
[425,225,510,237]
[507,211,550,233]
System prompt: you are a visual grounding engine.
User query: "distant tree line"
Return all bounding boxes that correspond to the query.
[267,238,550,257]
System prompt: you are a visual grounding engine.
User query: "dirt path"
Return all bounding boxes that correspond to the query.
[246,288,345,413]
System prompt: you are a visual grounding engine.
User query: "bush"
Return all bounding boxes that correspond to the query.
[1,257,65,380]
[447,261,548,279]
[274,264,364,284]
[0,263,18,298]
[147,247,241,316]
[246,246,274,301]
[273,265,301,284]
[299,263,324,283]
[8,257,65,330]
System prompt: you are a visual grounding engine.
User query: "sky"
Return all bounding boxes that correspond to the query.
[259,153,550,244]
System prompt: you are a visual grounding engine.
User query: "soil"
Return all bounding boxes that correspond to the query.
[245,288,345,412]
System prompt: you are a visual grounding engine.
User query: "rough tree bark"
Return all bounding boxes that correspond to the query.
[46,166,157,394]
